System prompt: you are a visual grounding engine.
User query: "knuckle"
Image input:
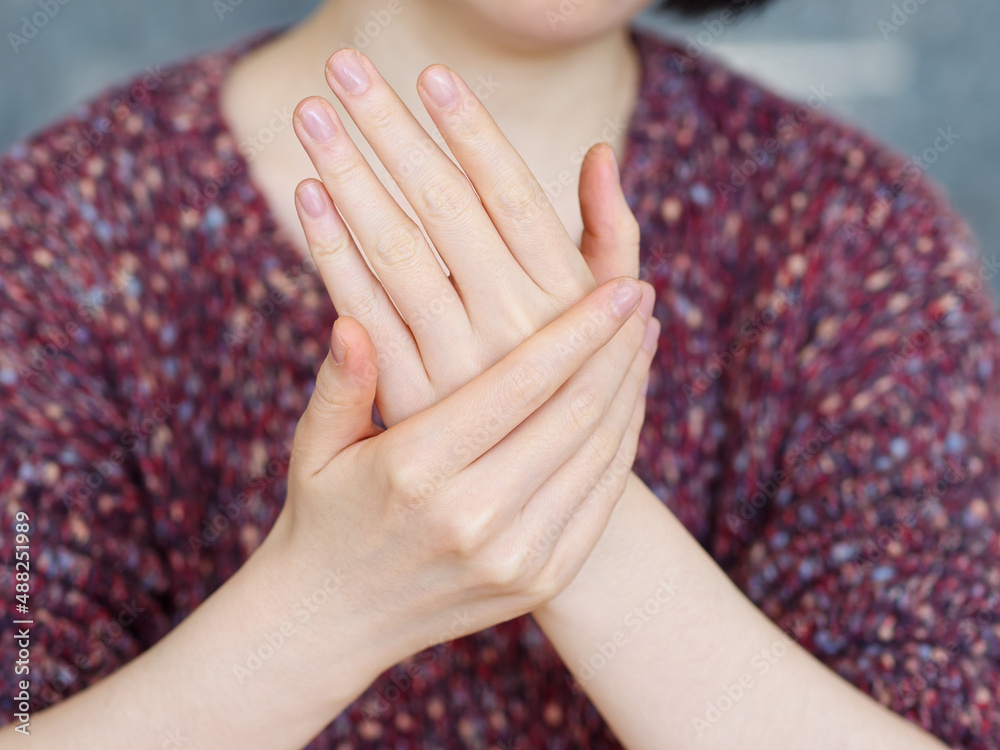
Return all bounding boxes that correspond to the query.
[566,381,604,433]
[482,548,529,590]
[447,104,482,139]
[416,171,476,221]
[524,569,561,605]
[500,307,543,345]
[386,454,434,507]
[364,102,398,133]
[372,222,425,268]
[548,280,594,315]
[502,358,549,410]
[343,285,380,320]
[311,225,353,260]
[585,422,620,467]
[439,509,490,558]
[308,366,350,420]
[317,146,362,185]
[494,172,547,223]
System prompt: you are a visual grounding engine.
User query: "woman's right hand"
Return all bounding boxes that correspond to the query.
[265,271,656,680]
[13,270,653,750]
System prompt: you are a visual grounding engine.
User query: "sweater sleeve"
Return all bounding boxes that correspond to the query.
[0,139,174,725]
[712,164,1000,748]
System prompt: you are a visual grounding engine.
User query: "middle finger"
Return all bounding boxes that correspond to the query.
[293,95,469,362]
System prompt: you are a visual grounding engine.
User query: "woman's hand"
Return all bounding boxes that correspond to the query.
[270,274,656,675]
[290,48,652,427]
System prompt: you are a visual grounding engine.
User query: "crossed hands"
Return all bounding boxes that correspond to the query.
[268,48,659,676]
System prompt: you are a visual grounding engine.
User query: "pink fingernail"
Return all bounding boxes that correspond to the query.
[609,147,620,182]
[298,182,326,219]
[642,319,659,353]
[331,319,347,366]
[330,49,370,95]
[422,67,460,110]
[611,279,641,318]
[299,101,336,143]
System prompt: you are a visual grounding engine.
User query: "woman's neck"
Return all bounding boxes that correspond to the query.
[286,0,640,157]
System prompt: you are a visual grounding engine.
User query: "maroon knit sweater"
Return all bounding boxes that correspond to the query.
[1,24,999,749]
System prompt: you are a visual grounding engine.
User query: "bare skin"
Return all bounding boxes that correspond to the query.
[219,0,643,253]
[0,1,955,747]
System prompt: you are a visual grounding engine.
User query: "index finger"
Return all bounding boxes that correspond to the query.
[390,276,645,485]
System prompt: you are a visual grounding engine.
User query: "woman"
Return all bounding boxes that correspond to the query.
[1,0,997,747]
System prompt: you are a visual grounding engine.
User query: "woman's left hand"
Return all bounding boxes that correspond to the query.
[290,48,653,427]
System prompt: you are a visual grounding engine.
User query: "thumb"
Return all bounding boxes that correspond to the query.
[293,315,380,474]
[579,142,641,284]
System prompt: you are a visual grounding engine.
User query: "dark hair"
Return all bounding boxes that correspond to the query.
[659,0,773,16]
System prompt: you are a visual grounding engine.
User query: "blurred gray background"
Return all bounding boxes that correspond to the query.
[2,0,996,294]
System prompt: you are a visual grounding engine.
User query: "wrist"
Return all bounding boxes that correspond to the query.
[537,471,654,620]
[247,512,390,710]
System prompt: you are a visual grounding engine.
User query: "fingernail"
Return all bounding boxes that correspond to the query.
[642,319,659,353]
[608,147,620,183]
[611,278,641,318]
[422,67,459,110]
[331,319,347,366]
[330,49,370,94]
[299,101,336,143]
[297,182,326,219]
[638,285,655,321]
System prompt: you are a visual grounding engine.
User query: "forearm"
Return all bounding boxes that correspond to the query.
[4,517,382,749]
[532,473,947,749]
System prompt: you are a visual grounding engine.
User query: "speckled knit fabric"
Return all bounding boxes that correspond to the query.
[1,23,999,749]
